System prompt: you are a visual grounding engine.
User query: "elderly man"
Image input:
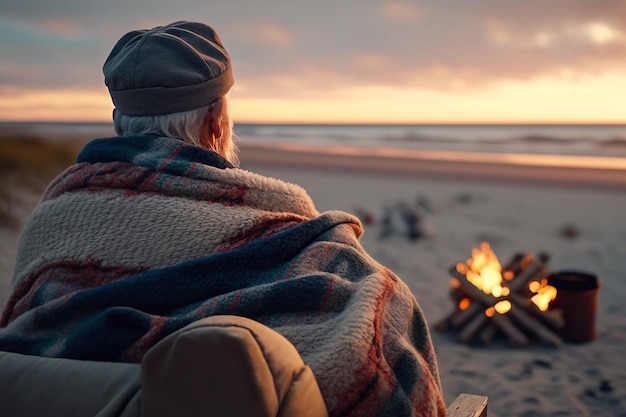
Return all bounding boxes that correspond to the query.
[0,21,445,416]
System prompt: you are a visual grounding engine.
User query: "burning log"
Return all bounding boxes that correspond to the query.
[451,268,532,346]
[501,252,529,278]
[452,302,482,327]
[458,312,487,343]
[508,292,564,329]
[436,242,563,347]
[434,301,480,332]
[505,304,562,347]
[457,307,530,346]
[508,252,550,293]
[479,323,497,345]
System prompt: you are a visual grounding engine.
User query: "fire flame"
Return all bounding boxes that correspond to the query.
[456,242,557,314]
[459,297,471,311]
[485,300,512,317]
[529,279,558,311]
[456,242,510,298]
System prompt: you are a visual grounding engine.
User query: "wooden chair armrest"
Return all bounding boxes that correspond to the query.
[447,393,488,417]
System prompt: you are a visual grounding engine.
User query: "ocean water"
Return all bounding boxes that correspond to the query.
[2,122,626,158]
[235,123,626,158]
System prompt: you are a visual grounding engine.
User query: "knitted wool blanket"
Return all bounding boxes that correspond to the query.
[0,135,446,417]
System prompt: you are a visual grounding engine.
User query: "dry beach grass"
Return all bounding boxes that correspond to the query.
[0,135,85,227]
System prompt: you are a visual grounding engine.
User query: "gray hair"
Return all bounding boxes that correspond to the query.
[113,105,210,147]
[113,97,239,166]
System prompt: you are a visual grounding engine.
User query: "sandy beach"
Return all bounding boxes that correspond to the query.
[2,139,625,416]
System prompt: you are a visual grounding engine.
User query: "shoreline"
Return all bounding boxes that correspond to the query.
[239,143,626,189]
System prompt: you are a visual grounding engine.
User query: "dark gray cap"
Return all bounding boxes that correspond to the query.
[103,21,234,116]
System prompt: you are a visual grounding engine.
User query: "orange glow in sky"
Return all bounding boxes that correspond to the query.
[2,72,625,124]
[230,73,626,124]
[0,87,112,122]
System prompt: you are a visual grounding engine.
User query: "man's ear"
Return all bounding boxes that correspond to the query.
[209,100,223,139]
[199,109,216,148]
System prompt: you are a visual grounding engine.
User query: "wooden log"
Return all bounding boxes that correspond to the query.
[504,253,534,279]
[449,269,500,304]
[450,269,529,346]
[434,309,460,332]
[489,312,529,346]
[434,300,483,332]
[508,252,550,292]
[479,323,497,345]
[451,302,483,328]
[508,292,564,329]
[459,311,488,343]
[500,253,525,281]
[507,304,562,347]
[518,253,535,272]
[450,287,467,304]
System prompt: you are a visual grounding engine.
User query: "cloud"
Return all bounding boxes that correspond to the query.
[223,1,626,99]
[254,22,294,48]
[485,16,626,49]
[37,17,86,37]
[1,0,626,103]
[231,21,294,48]
[380,1,422,22]
[584,21,624,45]
[0,18,105,89]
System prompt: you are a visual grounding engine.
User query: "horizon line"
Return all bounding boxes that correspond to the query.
[1,120,626,126]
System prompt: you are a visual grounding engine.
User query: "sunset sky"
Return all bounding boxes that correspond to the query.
[1,0,626,124]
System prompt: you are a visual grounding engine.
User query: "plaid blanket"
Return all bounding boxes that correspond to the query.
[0,135,445,416]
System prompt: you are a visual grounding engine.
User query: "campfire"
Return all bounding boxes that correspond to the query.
[436,242,565,347]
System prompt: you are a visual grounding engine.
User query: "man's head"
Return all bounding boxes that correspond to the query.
[104,21,238,165]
